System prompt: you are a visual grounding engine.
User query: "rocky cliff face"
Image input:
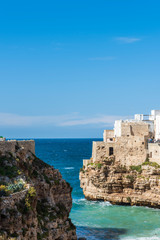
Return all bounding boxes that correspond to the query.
[80,156,160,208]
[0,142,77,240]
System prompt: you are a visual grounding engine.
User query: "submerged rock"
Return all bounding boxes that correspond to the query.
[0,140,77,240]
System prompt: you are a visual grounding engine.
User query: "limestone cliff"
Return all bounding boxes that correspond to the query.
[0,141,77,240]
[80,156,160,208]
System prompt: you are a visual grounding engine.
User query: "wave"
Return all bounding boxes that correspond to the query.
[73,198,112,207]
[122,228,160,240]
[64,167,74,170]
[122,236,160,240]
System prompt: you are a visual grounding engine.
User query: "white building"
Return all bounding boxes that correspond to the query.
[114,110,160,140]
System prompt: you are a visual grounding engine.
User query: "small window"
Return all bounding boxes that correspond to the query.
[109,147,114,156]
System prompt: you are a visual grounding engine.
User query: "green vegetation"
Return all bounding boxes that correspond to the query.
[130,165,142,173]
[32,169,39,177]
[16,199,29,215]
[127,197,131,203]
[145,157,150,163]
[129,160,160,176]
[137,175,145,179]
[25,187,36,210]
[0,164,18,178]
[6,180,25,193]
[0,156,19,179]
[37,232,43,240]
[80,167,85,173]
[0,179,25,197]
[54,179,60,185]
[87,162,94,166]
[142,161,160,168]
[116,165,127,173]
[126,175,134,182]
[10,232,18,238]
[95,163,102,169]
[22,228,27,237]
[37,231,49,240]
[43,173,51,185]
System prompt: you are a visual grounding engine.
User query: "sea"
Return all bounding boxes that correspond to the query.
[35,138,160,240]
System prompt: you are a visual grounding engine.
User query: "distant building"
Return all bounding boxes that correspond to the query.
[0,136,6,141]
[114,109,160,140]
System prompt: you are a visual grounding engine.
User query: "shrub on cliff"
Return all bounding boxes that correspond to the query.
[142,161,160,169]
[126,175,134,182]
[130,165,142,173]
[25,186,36,210]
[0,179,26,196]
[95,163,102,169]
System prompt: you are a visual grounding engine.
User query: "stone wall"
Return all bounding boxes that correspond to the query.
[92,135,148,166]
[148,143,160,164]
[0,190,28,210]
[121,122,150,137]
[0,140,35,155]
[83,159,93,168]
[103,130,114,142]
[92,141,115,162]
[115,136,148,166]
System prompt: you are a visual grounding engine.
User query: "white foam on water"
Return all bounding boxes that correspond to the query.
[121,228,160,240]
[122,237,160,240]
[64,167,74,170]
[73,198,112,207]
[98,201,112,207]
[73,198,86,204]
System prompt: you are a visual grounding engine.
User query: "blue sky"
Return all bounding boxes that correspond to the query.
[0,0,160,138]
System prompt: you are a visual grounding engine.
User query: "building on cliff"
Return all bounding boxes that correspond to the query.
[84,110,160,167]
[80,110,160,207]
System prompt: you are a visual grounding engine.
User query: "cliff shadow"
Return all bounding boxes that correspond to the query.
[76,226,127,240]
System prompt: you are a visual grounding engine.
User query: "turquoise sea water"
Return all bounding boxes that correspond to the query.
[35,139,160,240]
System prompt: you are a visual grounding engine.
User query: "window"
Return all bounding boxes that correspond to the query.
[109,147,114,156]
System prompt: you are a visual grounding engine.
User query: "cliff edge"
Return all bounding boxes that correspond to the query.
[0,140,77,240]
[80,112,160,208]
[80,156,160,208]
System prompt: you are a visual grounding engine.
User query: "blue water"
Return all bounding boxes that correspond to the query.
[35,139,160,240]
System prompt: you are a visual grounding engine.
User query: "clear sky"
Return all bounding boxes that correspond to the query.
[1,0,160,138]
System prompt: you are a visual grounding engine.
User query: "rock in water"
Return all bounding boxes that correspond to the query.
[80,156,160,208]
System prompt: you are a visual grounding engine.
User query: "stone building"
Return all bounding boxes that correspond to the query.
[84,110,160,167]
